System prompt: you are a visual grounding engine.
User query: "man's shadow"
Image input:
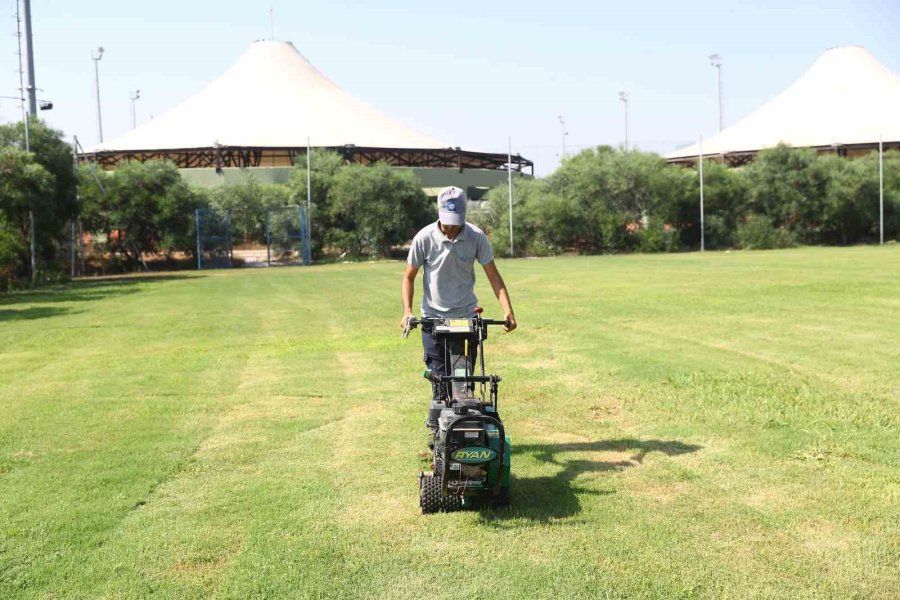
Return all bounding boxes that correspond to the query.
[479,438,702,524]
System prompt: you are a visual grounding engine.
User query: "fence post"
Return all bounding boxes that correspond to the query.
[300,204,311,265]
[70,221,76,277]
[79,220,85,275]
[195,208,202,270]
[226,209,233,268]
[266,208,271,266]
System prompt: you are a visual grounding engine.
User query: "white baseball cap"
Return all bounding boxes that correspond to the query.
[437,186,467,226]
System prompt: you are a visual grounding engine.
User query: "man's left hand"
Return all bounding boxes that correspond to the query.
[504,313,517,332]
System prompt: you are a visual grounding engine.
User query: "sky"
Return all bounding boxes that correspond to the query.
[1,0,898,175]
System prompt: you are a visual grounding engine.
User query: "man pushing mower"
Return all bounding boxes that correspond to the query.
[400,186,517,416]
[400,186,517,512]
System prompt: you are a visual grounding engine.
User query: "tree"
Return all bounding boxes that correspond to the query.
[0,147,56,279]
[207,175,291,244]
[288,150,347,257]
[745,144,829,243]
[0,119,78,281]
[79,161,205,269]
[325,163,429,257]
[544,146,695,252]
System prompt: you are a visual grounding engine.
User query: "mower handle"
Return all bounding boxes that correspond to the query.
[401,316,508,339]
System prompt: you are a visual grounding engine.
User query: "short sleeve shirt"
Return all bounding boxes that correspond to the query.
[407,222,495,318]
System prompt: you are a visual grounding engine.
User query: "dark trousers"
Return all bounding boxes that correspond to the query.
[421,323,478,403]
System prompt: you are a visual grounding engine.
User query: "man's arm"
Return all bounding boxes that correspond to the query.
[400,264,419,329]
[481,260,517,332]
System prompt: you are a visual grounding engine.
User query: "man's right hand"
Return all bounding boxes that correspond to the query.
[400,313,416,338]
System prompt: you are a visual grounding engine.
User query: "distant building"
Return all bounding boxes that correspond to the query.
[79,40,531,198]
[666,46,900,166]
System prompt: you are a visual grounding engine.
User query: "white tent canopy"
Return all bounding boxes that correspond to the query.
[83,41,531,172]
[88,40,447,153]
[666,46,900,163]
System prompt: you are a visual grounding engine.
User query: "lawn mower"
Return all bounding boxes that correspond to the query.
[403,308,511,513]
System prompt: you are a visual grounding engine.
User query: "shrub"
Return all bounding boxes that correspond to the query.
[704,214,734,249]
[737,214,795,250]
[325,163,429,257]
[635,223,681,253]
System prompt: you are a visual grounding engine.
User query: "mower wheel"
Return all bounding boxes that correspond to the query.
[420,474,461,514]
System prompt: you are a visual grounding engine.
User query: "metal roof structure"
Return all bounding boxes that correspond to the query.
[81,40,532,174]
[666,46,900,166]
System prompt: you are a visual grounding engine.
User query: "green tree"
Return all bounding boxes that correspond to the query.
[0,119,78,281]
[0,147,56,279]
[289,150,347,257]
[745,144,829,243]
[694,160,750,248]
[208,175,291,243]
[325,163,429,257]
[545,147,695,252]
[79,161,205,269]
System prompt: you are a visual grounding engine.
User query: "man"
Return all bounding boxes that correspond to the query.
[401,186,517,417]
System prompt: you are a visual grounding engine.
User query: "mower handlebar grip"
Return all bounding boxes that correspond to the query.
[481,319,509,326]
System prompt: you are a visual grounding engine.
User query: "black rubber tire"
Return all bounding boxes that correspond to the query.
[420,474,460,514]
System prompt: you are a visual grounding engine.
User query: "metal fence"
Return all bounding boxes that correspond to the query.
[195,208,233,269]
[265,205,311,266]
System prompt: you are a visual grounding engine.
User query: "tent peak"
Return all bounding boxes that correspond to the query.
[823,44,865,52]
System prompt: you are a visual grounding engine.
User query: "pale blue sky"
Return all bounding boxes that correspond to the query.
[2,0,898,174]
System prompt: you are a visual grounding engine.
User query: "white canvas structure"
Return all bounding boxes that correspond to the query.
[82,40,531,173]
[667,46,900,164]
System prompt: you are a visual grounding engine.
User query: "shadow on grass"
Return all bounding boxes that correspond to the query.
[0,306,77,322]
[478,438,702,524]
[0,274,194,308]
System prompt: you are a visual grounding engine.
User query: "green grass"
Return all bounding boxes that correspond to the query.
[1,246,899,599]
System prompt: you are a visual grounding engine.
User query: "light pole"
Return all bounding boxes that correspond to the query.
[91,47,104,142]
[130,89,140,128]
[618,91,629,151]
[709,53,723,133]
[21,0,37,115]
[507,136,514,256]
[558,115,568,159]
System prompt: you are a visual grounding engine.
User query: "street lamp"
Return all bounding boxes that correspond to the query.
[618,91,629,151]
[91,46,104,142]
[709,53,723,133]
[557,115,568,159]
[130,89,140,128]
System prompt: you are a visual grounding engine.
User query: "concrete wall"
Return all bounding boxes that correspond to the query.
[179,166,529,199]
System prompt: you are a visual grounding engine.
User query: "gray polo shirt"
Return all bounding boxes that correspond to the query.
[407,222,495,318]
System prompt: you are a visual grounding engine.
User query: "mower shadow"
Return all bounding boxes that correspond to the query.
[478,438,702,525]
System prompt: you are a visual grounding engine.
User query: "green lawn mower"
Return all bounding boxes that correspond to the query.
[403,309,511,513]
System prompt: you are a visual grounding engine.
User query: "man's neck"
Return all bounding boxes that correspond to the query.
[438,222,463,241]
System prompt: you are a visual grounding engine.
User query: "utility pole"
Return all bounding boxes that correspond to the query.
[879,134,884,246]
[699,136,705,252]
[618,91,630,151]
[709,53,723,132]
[130,89,140,128]
[16,0,35,282]
[557,115,567,159]
[21,0,36,115]
[507,136,514,256]
[91,47,105,142]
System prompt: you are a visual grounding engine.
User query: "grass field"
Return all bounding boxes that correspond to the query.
[1,246,899,599]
